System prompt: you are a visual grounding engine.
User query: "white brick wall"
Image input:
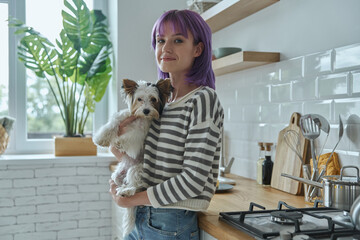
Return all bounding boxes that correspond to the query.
[217,43,360,179]
[0,155,114,240]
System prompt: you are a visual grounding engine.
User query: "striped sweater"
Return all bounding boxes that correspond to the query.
[143,86,224,211]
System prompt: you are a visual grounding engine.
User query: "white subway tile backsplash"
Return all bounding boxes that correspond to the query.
[279,57,304,82]
[303,100,333,121]
[335,43,360,71]
[251,84,269,104]
[304,50,332,77]
[270,83,291,102]
[318,73,349,99]
[227,104,243,122]
[352,71,360,94]
[217,42,360,181]
[280,103,303,123]
[334,98,360,121]
[243,104,260,123]
[259,104,280,123]
[261,65,280,83]
[292,77,316,101]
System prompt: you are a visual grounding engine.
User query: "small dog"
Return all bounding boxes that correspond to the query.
[93,78,172,237]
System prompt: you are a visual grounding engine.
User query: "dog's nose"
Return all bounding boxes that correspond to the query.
[143,109,150,115]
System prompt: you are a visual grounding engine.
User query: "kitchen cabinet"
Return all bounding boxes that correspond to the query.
[202,0,280,75]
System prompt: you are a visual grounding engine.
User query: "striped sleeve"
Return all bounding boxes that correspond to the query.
[146,88,224,208]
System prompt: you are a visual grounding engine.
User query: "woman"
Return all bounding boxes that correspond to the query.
[109,9,224,240]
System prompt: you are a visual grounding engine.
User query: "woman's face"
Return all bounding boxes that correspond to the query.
[155,22,203,76]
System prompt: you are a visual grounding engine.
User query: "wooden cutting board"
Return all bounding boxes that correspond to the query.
[271,112,309,195]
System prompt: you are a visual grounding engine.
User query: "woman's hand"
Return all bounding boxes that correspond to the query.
[110,115,137,161]
[118,115,137,136]
[110,146,124,161]
[109,179,151,208]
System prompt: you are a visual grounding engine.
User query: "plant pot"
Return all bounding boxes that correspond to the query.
[54,135,97,156]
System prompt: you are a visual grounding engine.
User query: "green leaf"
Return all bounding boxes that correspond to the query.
[55,30,79,78]
[83,10,111,54]
[87,57,112,102]
[79,45,111,78]
[18,35,57,77]
[62,0,92,51]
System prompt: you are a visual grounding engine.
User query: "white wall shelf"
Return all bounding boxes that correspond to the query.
[212,51,280,76]
[201,0,279,33]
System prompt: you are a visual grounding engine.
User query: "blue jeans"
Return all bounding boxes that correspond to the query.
[124,206,199,240]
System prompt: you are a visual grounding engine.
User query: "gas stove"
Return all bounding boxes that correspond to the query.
[219,201,360,239]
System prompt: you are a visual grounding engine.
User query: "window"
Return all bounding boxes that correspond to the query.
[7,0,111,154]
[25,0,93,139]
[0,2,9,116]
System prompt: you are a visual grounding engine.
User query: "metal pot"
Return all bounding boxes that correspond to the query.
[281,165,360,211]
[322,166,360,211]
[350,194,360,230]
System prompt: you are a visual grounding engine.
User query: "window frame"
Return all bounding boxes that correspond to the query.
[6,0,111,154]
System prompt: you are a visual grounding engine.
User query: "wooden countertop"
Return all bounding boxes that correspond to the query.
[198,174,311,240]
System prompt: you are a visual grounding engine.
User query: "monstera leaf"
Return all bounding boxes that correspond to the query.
[10,0,113,137]
[9,20,58,78]
[56,30,79,78]
[62,0,92,51]
[84,10,111,54]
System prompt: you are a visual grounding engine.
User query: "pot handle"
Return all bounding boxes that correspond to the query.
[340,165,360,182]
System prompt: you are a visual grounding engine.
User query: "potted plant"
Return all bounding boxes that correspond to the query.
[10,0,112,156]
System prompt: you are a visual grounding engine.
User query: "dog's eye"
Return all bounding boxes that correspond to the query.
[151,97,157,103]
[137,98,142,102]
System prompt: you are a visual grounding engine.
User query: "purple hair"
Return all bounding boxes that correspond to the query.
[151,10,215,89]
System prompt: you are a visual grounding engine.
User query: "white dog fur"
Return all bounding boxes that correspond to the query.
[93,78,172,237]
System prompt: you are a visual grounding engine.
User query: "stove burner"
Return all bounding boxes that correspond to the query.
[270,211,303,224]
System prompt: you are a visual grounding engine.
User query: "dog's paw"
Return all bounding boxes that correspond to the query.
[118,187,137,197]
[93,137,111,147]
[115,186,125,196]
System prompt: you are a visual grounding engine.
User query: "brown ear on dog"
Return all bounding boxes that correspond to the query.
[122,79,138,96]
[156,78,173,104]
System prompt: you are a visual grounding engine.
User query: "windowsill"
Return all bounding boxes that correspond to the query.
[0,152,116,165]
